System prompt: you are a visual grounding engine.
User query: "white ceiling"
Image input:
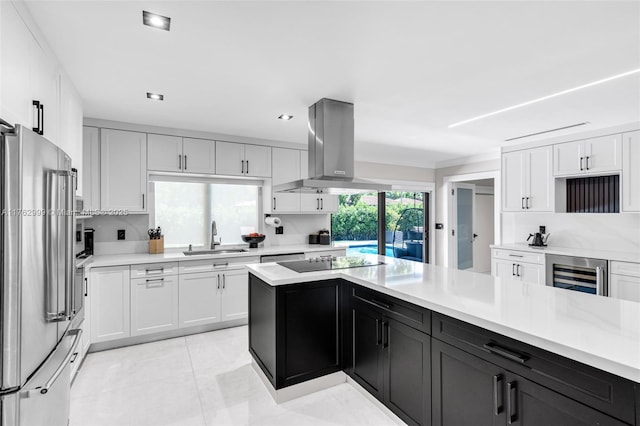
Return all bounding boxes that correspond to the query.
[25,1,640,168]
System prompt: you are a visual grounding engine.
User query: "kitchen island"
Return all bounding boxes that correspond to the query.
[247,255,640,426]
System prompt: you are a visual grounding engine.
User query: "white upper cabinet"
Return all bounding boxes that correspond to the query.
[147,134,216,174]
[148,134,182,172]
[622,131,640,212]
[553,135,622,176]
[183,138,216,174]
[502,146,552,212]
[216,141,271,177]
[270,148,301,213]
[82,127,100,212]
[100,129,147,213]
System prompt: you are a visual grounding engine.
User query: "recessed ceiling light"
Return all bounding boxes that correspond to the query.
[448,68,640,128]
[147,92,164,101]
[278,114,293,121]
[143,11,171,31]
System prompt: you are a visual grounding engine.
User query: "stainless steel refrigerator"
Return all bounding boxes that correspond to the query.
[1,124,82,426]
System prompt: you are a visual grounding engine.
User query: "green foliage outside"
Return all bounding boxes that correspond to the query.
[331,193,423,241]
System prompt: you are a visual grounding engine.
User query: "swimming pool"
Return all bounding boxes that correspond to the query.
[346,244,394,257]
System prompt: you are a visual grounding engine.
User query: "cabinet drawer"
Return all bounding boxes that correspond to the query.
[432,313,635,424]
[350,284,430,334]
[492,249,543,265]
[179,256,259,274]
[130,262,178,278]
[610,260,640,278]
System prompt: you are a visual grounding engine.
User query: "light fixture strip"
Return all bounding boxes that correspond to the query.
[449,68,640,128]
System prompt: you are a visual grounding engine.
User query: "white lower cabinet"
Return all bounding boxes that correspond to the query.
[491,249,545,285]
[220,268,249,321]
[179,272,221,328]
[300,194,338,213]
[610,261,640,303]
[89,266,131,343]
[131,275,179,336]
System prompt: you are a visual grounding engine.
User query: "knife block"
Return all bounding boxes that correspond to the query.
[149,237,164,254]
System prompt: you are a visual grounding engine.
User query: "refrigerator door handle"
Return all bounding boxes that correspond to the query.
[64,170,77,317]
[44,170,63,321]
[23,329,82,396]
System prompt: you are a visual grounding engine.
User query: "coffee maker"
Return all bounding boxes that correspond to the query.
[527,225,550,247]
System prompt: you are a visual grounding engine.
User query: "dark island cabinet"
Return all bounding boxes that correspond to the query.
[349,299,431,426]
[249,274,342,390]
[432,339,628,426]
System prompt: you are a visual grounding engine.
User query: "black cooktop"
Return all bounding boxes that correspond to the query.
[278,256,385,273]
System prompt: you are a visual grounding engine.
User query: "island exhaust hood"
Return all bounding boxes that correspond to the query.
[273,98,392,194]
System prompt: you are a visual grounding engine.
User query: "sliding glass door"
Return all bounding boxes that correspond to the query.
[331,191,429,263]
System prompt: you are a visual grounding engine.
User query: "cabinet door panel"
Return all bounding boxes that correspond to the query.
[100,129,147,212]
[518,263,544,285]
[30,42,59,144]
[492,259,516,281]
[272,148,300,185]
[622,131,640,212]
[221,269,249,321]
[319,195,338,212]
[131,276,179,336]
[351,302,384,400]
[584,134,622,174]
[89,266,130,343]
[215,141,244,176]
[179,272,221,327]
[183,138,215,174]
[553,141,583,176]
[502,151,525,211]
[510,374,627,426]
[82,126,100,211]
[148,134,182,172]
[244,144,271,177]
[610,274,640,303]
[272,193,300,212]
[300,194,322,212]
[432,339,503,426]
[526,146,553,211]
[384,318,430,426]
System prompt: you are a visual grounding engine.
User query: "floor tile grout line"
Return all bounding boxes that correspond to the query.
[185,335,209,426]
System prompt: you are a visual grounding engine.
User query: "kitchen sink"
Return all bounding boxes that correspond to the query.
[183,249,248,256]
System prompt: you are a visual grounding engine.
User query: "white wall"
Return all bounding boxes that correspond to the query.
[503,212,640,254]
[434,159,501,265]
[263,214,331,246]
[84,215,151,255]
[355,161,435,182]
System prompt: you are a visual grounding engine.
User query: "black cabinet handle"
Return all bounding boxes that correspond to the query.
[142,194,145,209]
[316,198,320,210]
[84,277,88,297]
[370,299,392,310]
[516,264,521,277]
[320,198,323,210]
[493,374,504,415]
[521,197,525,209]
[525,197,530,209]
[382,321,389,348]
[511,264,515,276]
[241,160,244,174]
[40,103,44,135]
[507,381,518,424]
[580,156,584,171]
[184,155,187,170]
[178,154,182,170]
[586,156,590,170]
[375,319,381,345]
[483,342,529,364]
[246,160,249,174]
[273,197,276,210]
[32,100,44,135]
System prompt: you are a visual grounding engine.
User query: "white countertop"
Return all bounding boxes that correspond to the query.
[492,243,640,263]
[84,244,345,269]
[246,256,640,382]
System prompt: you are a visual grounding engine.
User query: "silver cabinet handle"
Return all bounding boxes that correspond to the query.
[179,154,182,170]
[596,266,604,295]
[507,381,518,424]
[213,262,229,267]
[508,254,524,258]
[65,170,76,318]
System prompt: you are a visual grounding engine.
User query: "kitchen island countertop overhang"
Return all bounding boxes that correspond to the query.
[246,255,640,383]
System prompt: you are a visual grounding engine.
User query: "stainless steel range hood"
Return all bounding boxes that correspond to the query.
[273,98,392,194]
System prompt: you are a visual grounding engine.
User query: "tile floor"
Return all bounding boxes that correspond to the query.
[71,326,401,426]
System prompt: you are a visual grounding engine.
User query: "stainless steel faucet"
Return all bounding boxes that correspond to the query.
[210,220,221,249]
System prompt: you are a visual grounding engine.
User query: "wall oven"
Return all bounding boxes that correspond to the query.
[546,254,608,296]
